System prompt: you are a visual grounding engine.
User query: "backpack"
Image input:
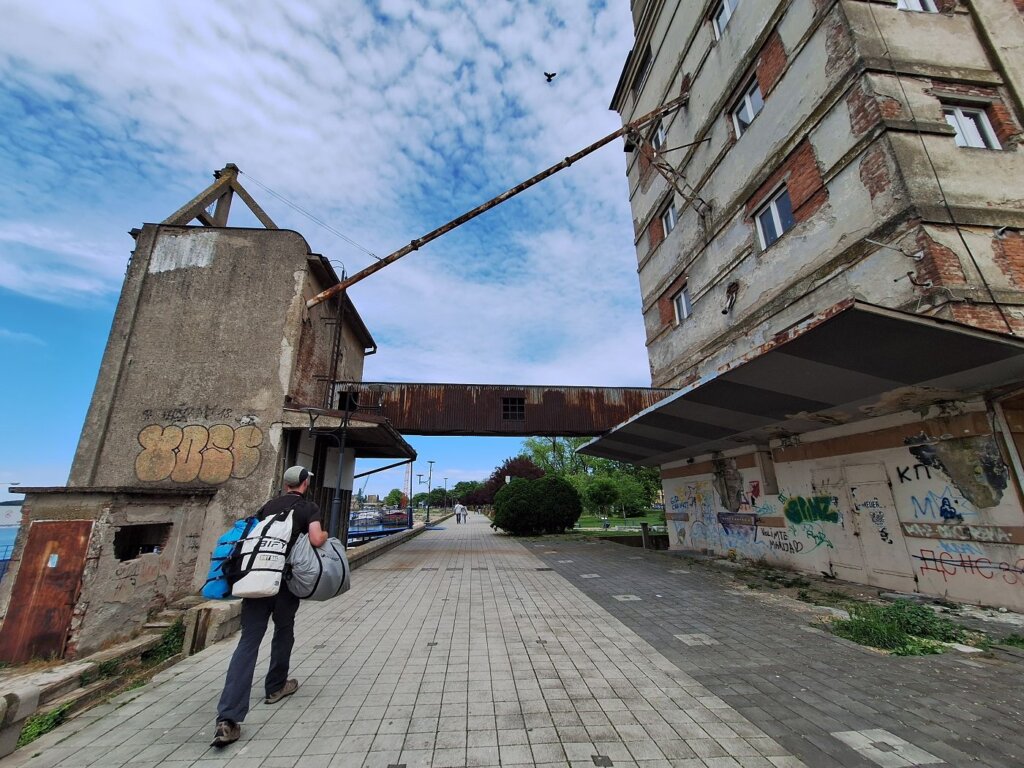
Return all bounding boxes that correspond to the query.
[285,535,350,601]
[201,516,258,599]
[230,506,295,599]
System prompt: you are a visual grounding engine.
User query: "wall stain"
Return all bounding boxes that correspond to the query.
[907,435,1007,509]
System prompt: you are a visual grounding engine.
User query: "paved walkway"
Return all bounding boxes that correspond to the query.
[4,516,1022,768]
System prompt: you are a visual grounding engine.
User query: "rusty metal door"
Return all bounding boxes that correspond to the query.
[0,521,93,664]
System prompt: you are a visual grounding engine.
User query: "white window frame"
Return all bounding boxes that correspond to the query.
[896,0,938,12]
[661,201,678,237]
[673,285,692,324]
[731,78,764,138]
[754,186,795,250]
[651,120,667,152]
[712,0,740,40]
[943,105,1000,149]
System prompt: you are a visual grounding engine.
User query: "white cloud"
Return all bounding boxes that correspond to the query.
[1,0,653,386]
[0,328,45,346]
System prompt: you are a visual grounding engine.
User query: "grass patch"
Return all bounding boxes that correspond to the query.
[575,511,666,529]
[997,634,1024,649]
[830,601,965,655]
[140,619,184,668]
[17,705,71,748]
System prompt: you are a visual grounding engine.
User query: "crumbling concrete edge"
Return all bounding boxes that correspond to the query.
[183,516,451,656]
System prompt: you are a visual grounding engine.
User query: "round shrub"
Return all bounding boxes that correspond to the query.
[492,478,542,535]
[533,475,582,533]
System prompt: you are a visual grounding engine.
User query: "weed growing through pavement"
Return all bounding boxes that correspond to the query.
[17,705,71,748]
[830,601,965,655]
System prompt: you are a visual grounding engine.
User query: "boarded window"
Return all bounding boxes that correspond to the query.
[502,397,526,421]
[113,523,172,561]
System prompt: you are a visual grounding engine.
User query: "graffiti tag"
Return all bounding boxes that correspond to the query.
[135,423,263,484]
[784,496,839,526]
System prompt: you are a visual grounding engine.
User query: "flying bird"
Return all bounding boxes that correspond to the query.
[544,72,557,82]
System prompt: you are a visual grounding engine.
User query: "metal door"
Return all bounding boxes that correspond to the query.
[0,521,93,664]
[846,464,916,591]
[809,467,866,580]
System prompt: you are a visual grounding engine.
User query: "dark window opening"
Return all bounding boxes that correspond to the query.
[114,523,172,561]
[502,397,526,421]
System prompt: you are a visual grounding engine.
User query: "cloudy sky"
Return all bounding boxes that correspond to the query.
[0,0,651,502]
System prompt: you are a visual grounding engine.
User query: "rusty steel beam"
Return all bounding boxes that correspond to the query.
[305,92,691,309]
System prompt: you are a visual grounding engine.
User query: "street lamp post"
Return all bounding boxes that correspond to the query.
[426,460,435,524]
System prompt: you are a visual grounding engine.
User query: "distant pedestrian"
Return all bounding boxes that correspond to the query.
[454,502,467,524]
[211,466,328,747]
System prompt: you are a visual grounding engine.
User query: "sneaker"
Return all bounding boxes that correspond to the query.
[265,678,298,704]
[210,720,240,747]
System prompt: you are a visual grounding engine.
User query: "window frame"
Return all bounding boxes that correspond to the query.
[942,104,1000,149]
[896,0,938,12]
[712,0,739,40]
[501,397,526,422]
[631,45,652,95]
[754,186,796,250]
[730,77,764,138]
[651,120,667,152]
[672,285,692,325]
[661,200,679,237]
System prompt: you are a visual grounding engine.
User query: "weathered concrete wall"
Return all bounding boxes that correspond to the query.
[0,490,212,658]
[66,225,373,598]
[616,0,1024,388]
[662,402,1024,610]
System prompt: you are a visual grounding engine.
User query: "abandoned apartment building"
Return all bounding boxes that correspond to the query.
[0,168,665,665]
[582,0,1024,610]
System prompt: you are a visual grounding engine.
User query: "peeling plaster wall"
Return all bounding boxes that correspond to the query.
[0,491,210,658]
[617,0,1024,389]
[662,405,1024,610]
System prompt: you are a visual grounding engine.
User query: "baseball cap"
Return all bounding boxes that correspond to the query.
[283,465,313,486]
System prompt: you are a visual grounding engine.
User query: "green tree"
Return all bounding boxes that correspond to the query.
[533,475,583,533]
[584,476,619,515]
[492,478,542,535]
[610,472,647,518]
[384,488,404,507]
[520,437,599,475]
[452,480,482,502]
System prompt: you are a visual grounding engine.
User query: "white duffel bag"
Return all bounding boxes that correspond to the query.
[285,535,350,601]
[230,508,294,599]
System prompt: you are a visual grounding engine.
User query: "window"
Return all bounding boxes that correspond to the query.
[673,286,692,324]
[631,45,652,95]
[896,0,937,11]
[943,105,1000,149]
[755,187,796,249]
[501,397,525,421]
[712,0,740,39]
[731,78,764,137]
[651,120,667,152]
[661,201,678,236]
[113,523,172,561]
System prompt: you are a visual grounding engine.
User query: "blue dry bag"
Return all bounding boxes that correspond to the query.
[202,516,258,599]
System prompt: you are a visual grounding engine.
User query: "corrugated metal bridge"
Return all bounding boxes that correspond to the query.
[337,383,672,436]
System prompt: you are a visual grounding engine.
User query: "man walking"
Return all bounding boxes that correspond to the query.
[211,465,327,747]
[454,501,467,524]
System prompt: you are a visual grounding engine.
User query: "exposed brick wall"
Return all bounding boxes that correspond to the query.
[950,304,1021,334]
[930,80,1022,147]
[746,139,828,225]
[859,144,892,200]
[1015,0,1024,14]
[992,231,1024,288]
[657,273,689,327]
[755,32,787,97]
[847,81,881,137]
[915,230,967,286]
[825,14,855,79]
[648,208,666,251]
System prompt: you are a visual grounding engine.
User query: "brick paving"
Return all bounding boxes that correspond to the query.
[534,537,1024,768]
[4,518,1021,768]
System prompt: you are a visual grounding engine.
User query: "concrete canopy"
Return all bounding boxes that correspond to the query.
[580,301,1024,466]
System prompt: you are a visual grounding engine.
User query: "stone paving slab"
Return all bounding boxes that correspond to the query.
[1,516,808,768]
[535,538,1024,768]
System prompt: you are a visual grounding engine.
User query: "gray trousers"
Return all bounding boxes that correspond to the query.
[216,588,300,723]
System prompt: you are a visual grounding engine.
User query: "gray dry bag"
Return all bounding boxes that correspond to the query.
[285,535,350,600]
